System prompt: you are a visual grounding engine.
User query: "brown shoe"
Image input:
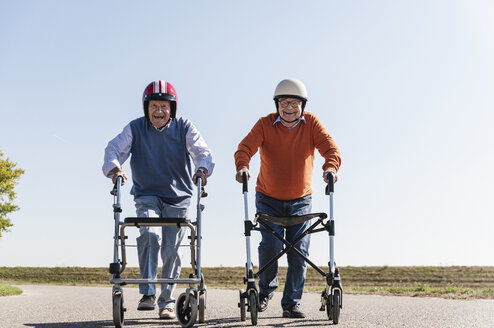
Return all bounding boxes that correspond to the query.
[159,307,176,319]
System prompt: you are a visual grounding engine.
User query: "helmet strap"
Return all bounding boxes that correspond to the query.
[276,107,305,124]
[149,117,171,130]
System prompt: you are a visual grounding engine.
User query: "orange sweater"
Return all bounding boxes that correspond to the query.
[235,112,341,200]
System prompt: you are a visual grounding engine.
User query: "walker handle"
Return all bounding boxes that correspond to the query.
[195,177,208,198]
[325,172,334,195]
[110,175,123,196]
[242,172,248,193]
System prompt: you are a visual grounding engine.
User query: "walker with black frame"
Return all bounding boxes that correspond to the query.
[238,172,343,325]
[109,175,208,328]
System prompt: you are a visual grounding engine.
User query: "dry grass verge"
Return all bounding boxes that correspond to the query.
[1,266,493,299]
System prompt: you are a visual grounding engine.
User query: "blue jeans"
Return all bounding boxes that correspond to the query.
[255,192,312,310]
[135,195,187,310]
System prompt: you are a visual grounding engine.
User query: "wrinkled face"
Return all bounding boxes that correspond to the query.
[148,100,171,129]
[278,97,302,124]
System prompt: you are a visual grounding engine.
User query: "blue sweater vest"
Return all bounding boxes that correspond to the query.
[129,117,193,206]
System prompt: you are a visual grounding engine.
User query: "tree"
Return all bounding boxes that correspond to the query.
[0,151,24,238]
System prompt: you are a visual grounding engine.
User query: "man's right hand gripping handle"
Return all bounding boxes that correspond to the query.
[111,176,124,196]
[111,167,128,186]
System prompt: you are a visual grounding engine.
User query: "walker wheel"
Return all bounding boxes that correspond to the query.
[239,290,246,321]
[249,290,258,326]
[198,291,206,323]
[326,293,332,320]
[331,289,341,324]
[176,292,198,328]
[112,287,125,328]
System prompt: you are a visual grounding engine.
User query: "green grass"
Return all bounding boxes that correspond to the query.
[482,288,494,295]
[1,266,493,299]
[0,284,22,297]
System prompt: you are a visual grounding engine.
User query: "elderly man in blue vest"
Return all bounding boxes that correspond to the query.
[102,80,214,320]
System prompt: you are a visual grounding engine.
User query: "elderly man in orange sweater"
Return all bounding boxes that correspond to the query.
[234,78,341,318]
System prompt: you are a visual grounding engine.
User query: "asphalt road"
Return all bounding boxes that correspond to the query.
[0,285,493,328]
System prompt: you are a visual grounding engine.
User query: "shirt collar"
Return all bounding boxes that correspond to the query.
[273,115,306,129]
[152,118,173,131]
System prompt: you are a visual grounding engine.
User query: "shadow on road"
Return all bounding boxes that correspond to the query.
[25,317,333,327]
[202,317,334,327]
[24,318,167,328]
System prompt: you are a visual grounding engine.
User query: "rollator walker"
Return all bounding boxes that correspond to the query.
[109,176,207,328]
[238,172,343,325]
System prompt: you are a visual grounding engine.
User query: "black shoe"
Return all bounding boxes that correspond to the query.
[137,294,156,311]
[282,305,306,318]
[258,293,273,312]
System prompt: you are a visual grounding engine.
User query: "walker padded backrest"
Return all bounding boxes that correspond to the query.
[124,217,189,225]
[255,212,327,227]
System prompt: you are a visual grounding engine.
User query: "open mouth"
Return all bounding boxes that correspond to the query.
[153,114,165,120]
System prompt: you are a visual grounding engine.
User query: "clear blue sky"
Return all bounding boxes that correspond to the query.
[1,1,493,267]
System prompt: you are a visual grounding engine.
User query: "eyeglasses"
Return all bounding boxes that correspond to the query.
[149,103,169,111]
[278,99,302,108]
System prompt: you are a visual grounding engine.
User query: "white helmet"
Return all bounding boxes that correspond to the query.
[273,78,308,112]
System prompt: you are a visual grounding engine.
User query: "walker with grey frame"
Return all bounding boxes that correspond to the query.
[109,175,208,328]
[238,172,343,325]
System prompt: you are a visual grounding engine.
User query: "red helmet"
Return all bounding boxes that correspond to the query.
[142,80,178,118]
